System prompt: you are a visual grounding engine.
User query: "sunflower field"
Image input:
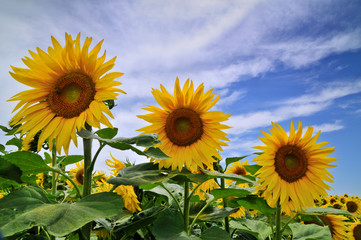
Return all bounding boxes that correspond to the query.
[0,33,360,240]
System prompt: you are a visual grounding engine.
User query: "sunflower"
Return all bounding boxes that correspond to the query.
[36,173,45,187]
[137,77,231,172]
[349,218,361,240]
[345,198,361,216]
[224,160,251,188]
[8,33,125,154]
[105,153,126,176]
[69,161,84,186]
[252,120,337,215]
[95,179,141,212]
[192,179,219,201]
[318,215,349,240]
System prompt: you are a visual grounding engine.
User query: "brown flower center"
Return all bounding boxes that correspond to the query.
[165,108,203,146]
[275,145,308,183]
[347,201,358,213]
[354,224,361,240]
[234,166,247,175]
[319,215,335,236]
[75,168,84,185]
[48,72,95,118]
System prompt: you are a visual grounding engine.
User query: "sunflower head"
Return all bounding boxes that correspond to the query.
[349,218,361,240]
[8,33,125,155]
[345,198,361,216]
[224,160,251,188]
[69,161,84,185]
[105,153,126,176]
[318,215,349,240]
[137,77,231,172]
[253,120,337,215]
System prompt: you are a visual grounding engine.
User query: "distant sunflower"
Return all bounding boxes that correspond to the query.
[105,153,126,176]
[137,77,231,171]
[69,161,84,185]
[253,120,337,215]
[224,160,251,188]
[193,179,219,201]
[36,173,45,187]
[95,179,141,212]
[319,215,349,240]
[8,33,125,154]
[349,218,361,240]
[345,198,361,216]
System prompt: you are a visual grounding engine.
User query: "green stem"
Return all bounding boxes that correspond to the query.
[51,146,57,196]
[187,181,203,202]
[51,168,82,198]
[268,215,275,240]
[82,127,93,240]
[184,181,190,232]
[220,177,229,233]
[275,200,282,240]
[90,142,106,171]
[280,213,299,236]
[160,182,183,214]
[188,198,217,235]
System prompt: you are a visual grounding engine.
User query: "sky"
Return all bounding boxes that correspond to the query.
[0,0,360,196]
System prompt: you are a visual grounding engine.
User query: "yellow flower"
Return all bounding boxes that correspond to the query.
[8,33,125,154]
[69,161,84,186]
[95,179,141,213]
[105,153,126,176]
[137,77,231,171]
[193,179,219,201]
[345,198,361,216]
[318,215,349,240]
[224,160,251,188]
[349,218,361,240]
[36,173,45,187]
[253,120,337,215]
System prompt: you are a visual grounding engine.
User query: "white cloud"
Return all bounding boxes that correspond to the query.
[312,120,344,133]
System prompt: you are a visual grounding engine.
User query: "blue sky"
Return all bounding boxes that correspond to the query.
[1,0,360,196]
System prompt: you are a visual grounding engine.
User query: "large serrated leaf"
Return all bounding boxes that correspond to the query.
[225,156,250,167]
[189,201,238,221]
[230,218,272,240]
[301,207,354,216]
[211,188,252,200]
[236,195,276,215]
[0,188,124,237]
[201,226,232,240]
[289,222,331,240]
[200,169,257,185]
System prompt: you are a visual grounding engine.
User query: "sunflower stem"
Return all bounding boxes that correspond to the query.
[188,197,217,235]
[81,125,93,240]
[51,145,57,196]
[220,177,230,233]
[184,181,190,233]
[274,200,282,240]
[160,182,183,214]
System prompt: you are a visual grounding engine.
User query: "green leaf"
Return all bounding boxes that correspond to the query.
[0,188,124,237]
[211,188,252,200]
[152,208,189,240]
[58,155,84,166]
[143,182,183,207]
[113,206,166,236]
[95,128,118,139]
[289,222,331,240]
[225,156,249,167]
[0,176,21,188]
[144,147,170,159]
[189,202,238,221]
[107,163,177,186]
[236,195,276,215]
[201,169,257,185]
[301,207,353,216]
[0,157,23,184]
[201,226,232,240]
[3,152,52,175]
[6,138,23,150]
[230,218,272,240]
[244,164,262,175]
[0,144,5,153]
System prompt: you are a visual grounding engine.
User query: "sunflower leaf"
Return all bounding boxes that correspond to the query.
[107,163,177,186]
[301,206,354,216]
[200,169,257,185]
[225,156,250,167]
[229,218,272,240]
[113,206,166,236]
[57,155,84,166]
[5,138,23,150]
[211,188,252,199]
[236,195,276,215]
[189,201,238,221]
[95,127,118,139]
[201,226,232,240]
[244,164,262,175]
[0,187,124,237]
[288,222,331,240]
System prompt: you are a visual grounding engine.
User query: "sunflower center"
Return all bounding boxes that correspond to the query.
[75,168,84,185]
[235,167,247,175]
[275,145,308,183]
[347,201,358,213]
[319,216,335,236]
[354,225,361,240]
[165,108,203,146]
[48,72,95,118]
